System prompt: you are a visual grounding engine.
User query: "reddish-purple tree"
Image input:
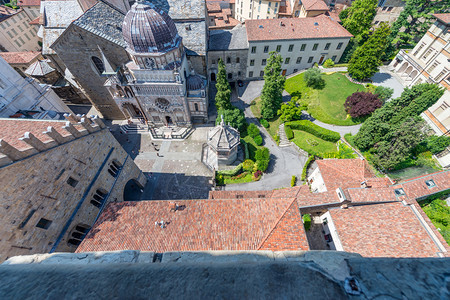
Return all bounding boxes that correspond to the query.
[344,92,383,118]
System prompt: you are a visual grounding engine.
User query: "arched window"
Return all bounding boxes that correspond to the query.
[91,56,105,75]
[90,189,108,208]
[124,87,134,98]
[228,73,232,79]
[68,224,91,246]
[194,103,199,111]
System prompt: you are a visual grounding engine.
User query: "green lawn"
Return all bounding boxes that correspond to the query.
[292,130,337,156]
[250,97,283,141]
[285,72,367,126]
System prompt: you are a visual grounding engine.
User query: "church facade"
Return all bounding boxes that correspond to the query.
[104,1,207,127]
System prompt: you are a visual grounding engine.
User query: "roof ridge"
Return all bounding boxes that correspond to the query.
[257,198,297,250]
[320,160,363,181]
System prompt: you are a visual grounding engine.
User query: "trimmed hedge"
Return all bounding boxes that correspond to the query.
[260,119,269,128]
[217,163,242,176]
[287,120,340,142]
[301,155,315,181]
[241,139,250,159]
[291,175,297,187]
[285,125,294,140]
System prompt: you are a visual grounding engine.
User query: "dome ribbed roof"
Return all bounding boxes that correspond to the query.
[122,1,179,53]
[208,117,240,151]
[187,74,205,90]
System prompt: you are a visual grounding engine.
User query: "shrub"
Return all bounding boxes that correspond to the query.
[374,86,394,103]
[285,125,294,140]
[301,155,315,181]
[256,159,269,172]
[424,135,450,154]
[274,134,280,145]
[254,134,263,145]
[255,147,270,161]
[253,170,263,181]
[287,120,340,142]
[302,214,311,231]
[241,139,250,159]
[242,159,255,171]
[303,68,325,89]
[260,119,269,128]
[344,92,383,118]
[291,175,297,187]
[323,58,335,68]
[216,174,224,185]
[247,123,260,138]
[216,108,247,132]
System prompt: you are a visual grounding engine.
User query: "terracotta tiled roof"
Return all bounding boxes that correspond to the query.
[17,0,41,6]
[0,5,17,22]
[346,187,398,203]
[0,119,74,151]
[209,190,274,199]
[392,171,450,204]
[76,198,310,253]
[0,51,41,65]
[301,0,328,11]
[315,159,379,191]
[246,15,352,41]
[433,13,450,25]
[329,202,446,257]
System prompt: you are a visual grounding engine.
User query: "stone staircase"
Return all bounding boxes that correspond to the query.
[278,124,291,147]
[120,122,148,134]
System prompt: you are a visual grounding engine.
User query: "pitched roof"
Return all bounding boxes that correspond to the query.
[0,51,41,65]
[301,0,328,11]
[29,16,40,25]
[315,159,379,191]
[329,202,447,257]
[209,25,248,51]
[0,5,17,22]
[0,119,75,151]
[246,15,352,42]
[24,59,55,76]
[433,13,450,25]
[76,198,310,253]
[17,0,41,6]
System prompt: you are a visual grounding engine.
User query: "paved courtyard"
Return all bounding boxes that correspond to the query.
[112,127,213,200]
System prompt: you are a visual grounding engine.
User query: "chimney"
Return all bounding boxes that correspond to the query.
[335,188,347,203]
[169,202,178,212]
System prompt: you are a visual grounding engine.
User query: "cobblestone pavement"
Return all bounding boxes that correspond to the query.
[111,126,213,200]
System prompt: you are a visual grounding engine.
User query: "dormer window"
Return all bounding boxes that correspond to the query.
[394,188,405,196]
[425,179,436,188]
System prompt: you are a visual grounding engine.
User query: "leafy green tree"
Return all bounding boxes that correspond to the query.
[303,68,325,89]
[348,23,391,81]
[247,123,260,138]
[374,86,394,103]
[277,100,306,122]
[371,117,427,169]
[214,59,231,110]
[422,135,450,154]
[216,108,246,132]
[390,0,449,49]
[342,0,378,38]
[255,147,270,172]
[339,8,350,22]
[339,38,358,63]
[261,52,285,120]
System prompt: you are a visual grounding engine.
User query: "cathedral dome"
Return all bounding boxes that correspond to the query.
[187,74,205,90]
[122,1,180,53]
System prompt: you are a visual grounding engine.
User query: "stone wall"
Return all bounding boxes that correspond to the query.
[208,49,248,82]
[0,116,146,262]
[52,26,129,120]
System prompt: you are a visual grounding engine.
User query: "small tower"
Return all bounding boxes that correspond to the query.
[207,116,240,165]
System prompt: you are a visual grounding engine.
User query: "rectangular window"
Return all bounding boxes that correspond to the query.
[250,59,255,66]
[312,43,318,51]
[153,115,160,122]
[300,44,306,51]
[67,177,79,187]
[212,59,216,64]
[249,71,254,77]
[260,71,264,77]
[422,48,434,60]
[15,40,21,47]
[236,57,240,63]
[293,69,298,73]
[285,57,290,64]
[288,44,294,52]
[18,25,23,32]
[36,218,52,229]
[337,42,343,50]
[275,2,278,7]
[413,43,425,57]
[274,8,277,13]
[296,57,302,64]
[428,62,439,73]
[435,68,448,82]
[308,56,314,63]
[24,33,30,41]
[0,23,5,30]
[276,45,281,52]
[262,59,267,66]
[7,31,13,38]
[249,12,251,17]
[324,43,330,50]
[18,37,25,45]
[251,46,256,53]
[268,2,271,6]
[264,45,269,53]
[331,55,337,61]
[11,28,17,35]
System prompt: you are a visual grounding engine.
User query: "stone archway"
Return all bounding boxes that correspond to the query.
[404,66,413,76]
[408,70,418,81]
[398,62,408,74]
[165,116,173,125]
[123,179,144,201]
[122,103,142,118]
